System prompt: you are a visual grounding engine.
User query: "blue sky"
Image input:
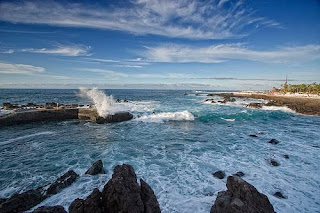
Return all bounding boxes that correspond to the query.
[0,0,319,89]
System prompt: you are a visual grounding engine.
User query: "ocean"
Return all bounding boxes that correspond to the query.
[0,89,319,213]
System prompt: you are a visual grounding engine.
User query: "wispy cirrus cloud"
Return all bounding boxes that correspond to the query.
[142,43,320,64]
[0,0,280,40]
[21,44,91,56]
[0,62,45,74]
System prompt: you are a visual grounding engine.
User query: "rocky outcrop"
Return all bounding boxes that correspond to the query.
[95,112,133,124]
[213,170,225,179]
[211,175,274,213]
[269,159,280,166]
[268,139,279,145]
[85,160,105,175]
[0,188,46,213]
[69,188,103,213]
[233,171,245,177]
[46,170,79,195]
[70,164,161,213]
[32,205,67,213]
[273,191,286,199]
[246,102,263,109]
[0,170,79,213]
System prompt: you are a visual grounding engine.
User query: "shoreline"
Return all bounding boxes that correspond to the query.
[209,92,320,116]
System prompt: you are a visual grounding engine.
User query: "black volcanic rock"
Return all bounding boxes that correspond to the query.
[0,188,46,213]
[269,159,280,166]
[46,170,79,195]
[273,191,286,199]
[95,112,133,124]
[268,139,280,145]
[233,171,245,177]
[249,134,258,137]
[283,154,289,159]
[213,170,225,179]
[102,164,145,213]
[85,160,105,175]
[69,188,103,213]
[211,175,274,213]
[140,179,161,213]
[32,205,67,213]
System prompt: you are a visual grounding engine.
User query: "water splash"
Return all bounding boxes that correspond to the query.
[78,88,118,117]
[135,110,195,123]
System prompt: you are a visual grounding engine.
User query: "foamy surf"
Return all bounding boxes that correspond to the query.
[221,118,235,122]
[261,106,296,113]
[135,110,195,123]
[0,131,55,146]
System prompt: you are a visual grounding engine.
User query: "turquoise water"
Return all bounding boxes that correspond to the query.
[0,89,319,213]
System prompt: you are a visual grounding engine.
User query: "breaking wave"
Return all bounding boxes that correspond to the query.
[135,110,195,123]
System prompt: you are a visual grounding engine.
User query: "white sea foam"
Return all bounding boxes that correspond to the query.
[0,131,55,146]
[135,110,195,123]
[0,109,13,116]
[221,118,235,122]
[261,106,296,113]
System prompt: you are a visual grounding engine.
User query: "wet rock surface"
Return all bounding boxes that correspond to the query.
[273,191,286,199]
[70,164,161,213]
[233,171,245,177]
[95,112,133,124]
[249,134,258,137]
[32,205,67,213]
[46,170,79,195]
[269,159,280,166]
[269,139,280,145]
[0,170,79,213]
[213,170,225,179]
[85,160,105,175]
[211,175,275,213]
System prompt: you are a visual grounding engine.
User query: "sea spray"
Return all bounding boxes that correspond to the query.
[78,88,118,117]
[135,110,195,123]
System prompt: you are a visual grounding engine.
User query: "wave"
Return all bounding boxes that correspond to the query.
[261,106,296,113]
[134,110,195,123]
[0,131,55,146]
[221,118,235,122]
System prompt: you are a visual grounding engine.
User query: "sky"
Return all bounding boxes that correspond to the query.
[0,0,319,90]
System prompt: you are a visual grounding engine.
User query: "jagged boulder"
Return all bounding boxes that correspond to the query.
[268,139,279,145]
[85,160,105,175]
[140,179,161,213]
[32,205,67,213]
[211,175,274,213]
[70,164,161,213]
[69,188,103,213]
[46,170,79,195]
[102,164,145,213]
[0,170,79,213]
[213,170,225,179]
[0,188,46,213]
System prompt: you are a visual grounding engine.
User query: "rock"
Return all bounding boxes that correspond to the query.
[69,188,103,213]
[210,175,274,213]
[46,170,79,195]
[230,98,236,102]
[283,154,289,159]
[269,159,280,166]
[268,139,279,145]
[116,99,121,103]
[95,112,133,124]
[213,170,225,179]
[233,171,245,177]
[102,164,145,213]
[273,191,286,199]
[85,160,105,175]
[205,99,214,102]
[249,134,258,137]
[140,179,161,213]
[247,103,263,109]
[0,188,46,213]
[69,164,160,213]
[184,93,188,96]
[32,205,67,213]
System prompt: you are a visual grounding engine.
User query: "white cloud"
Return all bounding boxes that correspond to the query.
[21,44,91,56]
[0,62,45,74]
[0,0,280,40]
[77,68,129,78]
[85,58,120,63]
[142,43,320,64]
[0,49,14,54]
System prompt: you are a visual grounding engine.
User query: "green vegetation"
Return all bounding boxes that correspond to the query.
[272,82,320,94]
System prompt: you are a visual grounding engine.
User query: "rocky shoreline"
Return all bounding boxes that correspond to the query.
[0,108,133,127]
[0,161,276,213]
[207,92,320,116]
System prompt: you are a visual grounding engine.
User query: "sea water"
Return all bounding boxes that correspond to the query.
[0,89,319,213]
